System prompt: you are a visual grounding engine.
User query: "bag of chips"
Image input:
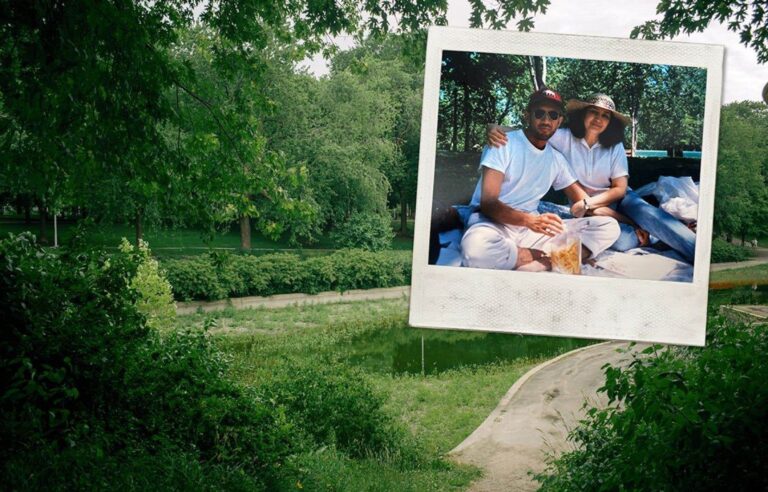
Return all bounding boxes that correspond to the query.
[550,227,581,275]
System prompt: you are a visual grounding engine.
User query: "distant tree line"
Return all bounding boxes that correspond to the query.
[0,0,428,250]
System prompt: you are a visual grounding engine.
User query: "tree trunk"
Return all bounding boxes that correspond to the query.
[400,194,408,234]
[39,204,48,244]
[135,209,143,244]
[463,83,471,151]
[528,56,539,91]
[630,110,638,154]
[240,215,251,250]
[451,87,458,152]
[528,56,546,90]
[24,203,31,224]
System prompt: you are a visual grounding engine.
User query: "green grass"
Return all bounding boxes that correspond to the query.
[0,217,415,256]
[372,360,540,456]
[710,263,768,284]
[177,297,409,336]
[283,448,480,491]
[707,285,768,307]
[174,298,569,490]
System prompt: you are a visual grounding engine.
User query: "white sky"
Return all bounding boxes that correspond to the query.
[299,0,768,103]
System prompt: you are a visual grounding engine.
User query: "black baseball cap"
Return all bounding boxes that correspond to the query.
[527,88,565,111]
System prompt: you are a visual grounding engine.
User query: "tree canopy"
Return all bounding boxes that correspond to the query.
[632,0,768,63]
[0,0,448,245]
[715,101,768,242]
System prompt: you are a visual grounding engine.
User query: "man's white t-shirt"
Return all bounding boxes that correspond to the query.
[548,129,628,194]
[469,130,576,213]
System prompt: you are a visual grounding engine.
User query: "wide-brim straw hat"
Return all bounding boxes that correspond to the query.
[566,93,632,126]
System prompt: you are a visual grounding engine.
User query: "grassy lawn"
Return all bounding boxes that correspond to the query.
[176,298,577,490]
[374,361,537,456]
[0,217,414,256]
[170,283,767,489]
[710,263,768,284]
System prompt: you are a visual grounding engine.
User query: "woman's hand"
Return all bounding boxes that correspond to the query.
[526,213,565,236]
[486,124,508,148]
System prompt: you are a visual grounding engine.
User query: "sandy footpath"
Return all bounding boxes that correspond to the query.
[450,341,647,492]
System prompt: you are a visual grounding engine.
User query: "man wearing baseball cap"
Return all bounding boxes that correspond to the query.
[460,88,620,271]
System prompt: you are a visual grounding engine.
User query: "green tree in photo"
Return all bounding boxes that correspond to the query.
[438,51,530,151]
[638,64,706,153]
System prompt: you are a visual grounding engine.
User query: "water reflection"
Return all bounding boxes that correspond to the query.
[346,326,597,375]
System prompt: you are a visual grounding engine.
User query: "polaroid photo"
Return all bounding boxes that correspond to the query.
[409,27,724,346]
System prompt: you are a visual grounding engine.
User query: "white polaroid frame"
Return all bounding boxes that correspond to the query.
[409,27,724,346]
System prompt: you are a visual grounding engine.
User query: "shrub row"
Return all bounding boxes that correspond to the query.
[711,237,753,263]
[162,249,412,301]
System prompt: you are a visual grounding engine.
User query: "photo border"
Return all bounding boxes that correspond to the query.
[409,27,724,346]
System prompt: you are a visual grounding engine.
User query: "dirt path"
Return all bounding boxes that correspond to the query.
[176,286,410,315]
[710,246,768,272]
[449,341,647,492]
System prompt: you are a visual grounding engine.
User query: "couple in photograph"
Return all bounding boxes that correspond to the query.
[459,87,696,273]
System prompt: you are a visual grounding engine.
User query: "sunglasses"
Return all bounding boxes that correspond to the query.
[533,109,561,120]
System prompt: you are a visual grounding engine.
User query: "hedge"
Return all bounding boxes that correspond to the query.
[162,249,413,301]
[711,237,753,263]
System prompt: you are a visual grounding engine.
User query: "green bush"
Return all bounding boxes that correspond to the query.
[120,238,176,332]
[536,317,768,491]
[330,249,409,291]
[256,252,309,294]
[0,233,299,489]
[163,255,227,301]
[161,249,412,301]
[330,211,395,251]
[260,359,421,463]
[711,237,753,263]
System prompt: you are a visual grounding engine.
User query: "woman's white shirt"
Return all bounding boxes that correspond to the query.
[548,128,628,194]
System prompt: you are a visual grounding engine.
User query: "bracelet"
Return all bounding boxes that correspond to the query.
[583,198,590,211]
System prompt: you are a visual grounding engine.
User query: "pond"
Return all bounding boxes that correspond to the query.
[345,324,598,375]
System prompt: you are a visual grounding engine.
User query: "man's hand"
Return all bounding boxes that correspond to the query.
[526,213,565,236]
[570,198,588,218]
[486,124,508,148]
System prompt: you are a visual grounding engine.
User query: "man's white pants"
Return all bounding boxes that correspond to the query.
[461,217,620,270]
